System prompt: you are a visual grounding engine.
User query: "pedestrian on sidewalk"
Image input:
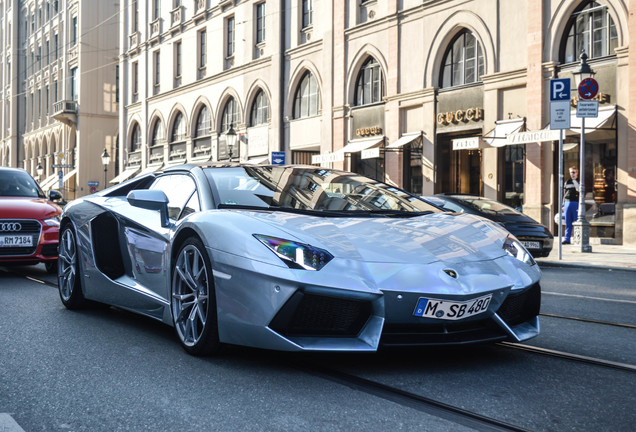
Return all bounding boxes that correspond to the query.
[563,166,580,244]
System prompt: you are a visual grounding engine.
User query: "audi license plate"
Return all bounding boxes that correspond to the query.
[413,294,492,320]
[521,240,541,250]
[0,235,33,247]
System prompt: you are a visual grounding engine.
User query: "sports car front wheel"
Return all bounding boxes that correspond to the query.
[58,226,86,309]
[171,237,220,356]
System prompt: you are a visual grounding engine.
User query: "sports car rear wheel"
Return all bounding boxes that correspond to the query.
[58,226,86,309]
[171,237,220,356]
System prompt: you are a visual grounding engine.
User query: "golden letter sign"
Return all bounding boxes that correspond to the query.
[356,126,383,137]
[437,108,484,125]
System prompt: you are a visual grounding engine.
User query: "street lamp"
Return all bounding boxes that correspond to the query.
[572,51,595,253]
[36,161,44,179]
[101,148,110,190]
[226,124,237,162]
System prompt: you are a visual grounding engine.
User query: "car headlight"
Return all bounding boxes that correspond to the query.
[503,234,536,266]
[43,216,60,227]
[254,234,333,271]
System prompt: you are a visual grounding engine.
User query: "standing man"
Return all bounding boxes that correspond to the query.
[563,166,580,244]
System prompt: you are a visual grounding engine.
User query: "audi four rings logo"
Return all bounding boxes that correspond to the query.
[0,222,22,232]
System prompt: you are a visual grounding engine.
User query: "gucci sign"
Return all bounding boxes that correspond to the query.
[356,126,383,137]
[437,108,484,125]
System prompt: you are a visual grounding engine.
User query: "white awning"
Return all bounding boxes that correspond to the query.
[485,119,525,147]
[39,173,58,191]
[386,132,422,149]
[312,137,384,164]
[340,136,384,153]
[244,156,269,164]
[62,169,77,183]
[569,105,616,134]
[137,164,164,177]
[110,166,140,184]
[504,127,561,145]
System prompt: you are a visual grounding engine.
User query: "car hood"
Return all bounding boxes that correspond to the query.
[0,197,62,220]
[244,211,508,265]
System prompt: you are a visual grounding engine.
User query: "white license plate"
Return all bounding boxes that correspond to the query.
[413,294,492,320]
[0,235,33,247]
[521,241,541,250]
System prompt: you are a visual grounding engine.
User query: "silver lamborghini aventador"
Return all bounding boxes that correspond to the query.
[57,164,541,355]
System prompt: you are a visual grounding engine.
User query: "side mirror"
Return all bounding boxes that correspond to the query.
[126,189,170,227]
[48,190,63,201]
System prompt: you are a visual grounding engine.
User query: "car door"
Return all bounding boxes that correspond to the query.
[117,173,199,308]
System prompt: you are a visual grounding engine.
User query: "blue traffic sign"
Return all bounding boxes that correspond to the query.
[271,151,286,165]
[550,78,571,101]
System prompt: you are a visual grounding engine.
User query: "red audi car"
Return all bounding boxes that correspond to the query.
[0,167,63,273]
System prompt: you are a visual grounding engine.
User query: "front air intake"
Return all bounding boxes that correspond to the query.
[269,291,372,337]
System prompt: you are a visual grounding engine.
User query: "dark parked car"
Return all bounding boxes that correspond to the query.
[0,167,63,273]
[423,194,553,258]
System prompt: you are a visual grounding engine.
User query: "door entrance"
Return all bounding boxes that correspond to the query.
[437,134,482,195]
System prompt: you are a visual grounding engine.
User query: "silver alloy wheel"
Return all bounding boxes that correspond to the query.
[172,244,210,347]
[58,228,77,302]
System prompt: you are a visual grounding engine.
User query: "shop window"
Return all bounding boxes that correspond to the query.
[503,145,525,210]
[221,97,238,133]
[293,71,319,118]
[149,120,165,165]
[440,30,484,88]
[170,112,187,161]
[562,1,618,63]
[355,57,383,106]
[194,106,211,158]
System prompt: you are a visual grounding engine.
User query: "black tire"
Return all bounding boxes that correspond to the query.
[45,260,57,274]
[57,225,87,309]
[171,237,220,355]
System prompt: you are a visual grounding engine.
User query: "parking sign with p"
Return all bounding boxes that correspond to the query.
[550,78,571,101]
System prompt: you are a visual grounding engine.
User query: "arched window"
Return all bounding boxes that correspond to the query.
[355,57,383,106]
[130,123,142,151]
[562,1,617,63]
[195,106,211,138]
[151,120,164,147]
[221,97,238,133]
[440,30,484,88]
[193,105,212,158]
[250,90,269,126]
[171,112,186,143]
[293,71,319,119]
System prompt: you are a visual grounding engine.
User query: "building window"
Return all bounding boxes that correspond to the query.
[154,51,161,94]
[226,17,235,57]
[250,90,269,126]
[153,0,161,20]
[71,16,78,46]
[45,40,49,65]
[54,34,58,59]
[132,62,139,102]
[293,71,319,119]
[302,0,313,28]
[131,123,142,151]
[199,30,207,70]
[221,98,238,133]
[174,41,182,86]
[151,120,164,147]
[45,85,49,115]
[70,67,78,101]
[37,89,41,117]
[194,106,211,157]
[440,30,484,88]
[171,112,186,143]
[115,66,119,103]
[355,57,383,106]
[562,1,617,63]
[256,3,266,44]
[132,0,139,32]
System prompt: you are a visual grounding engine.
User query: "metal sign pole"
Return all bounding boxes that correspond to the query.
[558,129,563,260]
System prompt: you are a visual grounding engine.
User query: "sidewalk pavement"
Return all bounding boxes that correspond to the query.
[535,242,636,271]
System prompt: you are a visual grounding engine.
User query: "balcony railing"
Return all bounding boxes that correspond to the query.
[53,100,77,125]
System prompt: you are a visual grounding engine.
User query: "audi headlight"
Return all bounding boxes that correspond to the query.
[43,216,61,227]
[503,234,536,266]
[254,234,333,271]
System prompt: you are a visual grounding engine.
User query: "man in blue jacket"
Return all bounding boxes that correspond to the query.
[562,166,580,244]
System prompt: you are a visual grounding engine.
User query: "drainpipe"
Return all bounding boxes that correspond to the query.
[279,0,285,153]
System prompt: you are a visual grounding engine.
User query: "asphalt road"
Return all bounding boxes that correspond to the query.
[0,263,634,432]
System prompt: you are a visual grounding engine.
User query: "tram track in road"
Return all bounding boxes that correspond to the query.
[539,312,636,329]
[497,342,636,373]
[299,363,533,432]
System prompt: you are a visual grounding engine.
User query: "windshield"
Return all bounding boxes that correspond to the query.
[0,170,45,198]
[204,166,439,214]
[459,197,523,216]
